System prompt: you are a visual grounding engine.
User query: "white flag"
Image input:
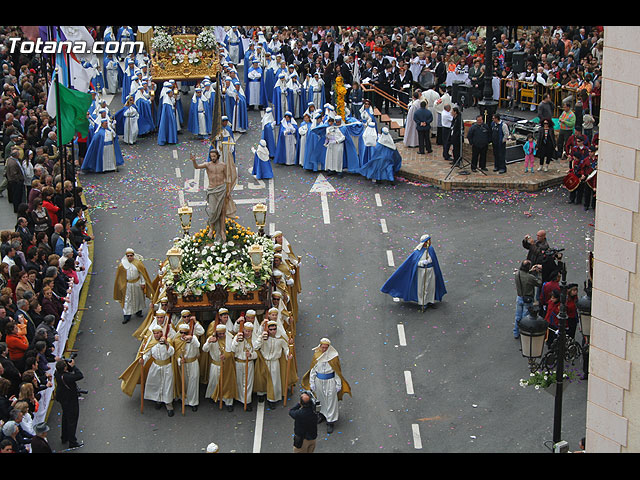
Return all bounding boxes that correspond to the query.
[59,26,94,48]
[69,57,95,93]
[45,71,57,118]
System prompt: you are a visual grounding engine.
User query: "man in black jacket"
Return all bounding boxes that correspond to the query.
[319,34,336,61]
[432,54,447,87]
[0,343,21,397]
[54,358,83,448]
[15,217,32,247]
[450,107,463,163]
[380,64,395,114]
[30,422,53,453]
[288,391,318,453]
[35,314,59,355]
[5,147,24,212]
[413,101,433,154]
[467,114,491,171]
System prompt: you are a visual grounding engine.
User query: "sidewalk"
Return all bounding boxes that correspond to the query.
[388,104,566,192]
[0,193,18,231]
[396,141,565,192]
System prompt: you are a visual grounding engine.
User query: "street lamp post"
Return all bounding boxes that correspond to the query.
[477,26,499,124]
[552,265,568,447]
[519,260,583,452]
[518,306,548,363]
[577,281,592,379]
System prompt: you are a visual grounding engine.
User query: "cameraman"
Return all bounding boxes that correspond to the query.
[522,231,549,266]
[288,391,318,453]
[541,249,565,284]
[54,357,84,448]
[513,260,542,339]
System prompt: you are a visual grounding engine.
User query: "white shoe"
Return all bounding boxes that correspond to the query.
[543,165,548,172]
[537,166,543,171]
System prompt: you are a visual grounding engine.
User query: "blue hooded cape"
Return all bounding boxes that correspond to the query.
[286,82,306,118]
[381,244,446,304]
[307,82,326,111]
[310,120,362,171]
[274,119,299,165]
[296,120,313,166]
[157,100,178,146]
[81,126,125,173]
[135,97,155,135]
[246,65,269,108]
[339,121,365,171]
[264,68,277,102]
[306,121,332,171]
[187,95,212,136]
[224,30,245,62]
[224,87,248,132]
[261,122,277,157]
[272,84,289,125]
[174,95,184,126]
[114,107,127,136]
[121,65,136,104]
[252,149,274,180]
[355,143,402,181]
[243,48,257,85]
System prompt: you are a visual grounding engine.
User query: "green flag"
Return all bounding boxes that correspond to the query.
[55,81,92,145]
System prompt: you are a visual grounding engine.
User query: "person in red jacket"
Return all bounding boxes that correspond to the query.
[567,136,590,205]
[4,320,29,372]
[540,270,561,317]
[40,187,60,227]
[544,289,561,348]
[61,258,79,285]
[565,283,579,339]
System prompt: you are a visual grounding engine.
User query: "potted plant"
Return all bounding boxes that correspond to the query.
[519,366,581,395]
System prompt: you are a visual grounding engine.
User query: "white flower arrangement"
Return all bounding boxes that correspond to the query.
[151,28,176,53]
[153,29,214,65]
[195,27,218,51]
[169,230,275,296]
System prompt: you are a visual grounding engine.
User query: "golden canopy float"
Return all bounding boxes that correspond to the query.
[150,27,223,82]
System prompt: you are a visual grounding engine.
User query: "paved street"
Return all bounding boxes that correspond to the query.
[30,90,595,453]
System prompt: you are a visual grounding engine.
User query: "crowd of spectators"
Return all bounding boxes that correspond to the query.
[0,25,95,453]
[224,26,603,119]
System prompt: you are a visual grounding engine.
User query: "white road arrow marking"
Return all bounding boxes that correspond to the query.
[310,173,335,224]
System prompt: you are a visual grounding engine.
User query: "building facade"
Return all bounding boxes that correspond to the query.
[587,25,640,452]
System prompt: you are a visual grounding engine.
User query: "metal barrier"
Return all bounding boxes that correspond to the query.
[361,82,409,113]
[497,78,599,120]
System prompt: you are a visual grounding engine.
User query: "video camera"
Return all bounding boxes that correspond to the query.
[63,352,77,364]
[545,247,565,260]
[300,390,320,414]
[63,353,88,395]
